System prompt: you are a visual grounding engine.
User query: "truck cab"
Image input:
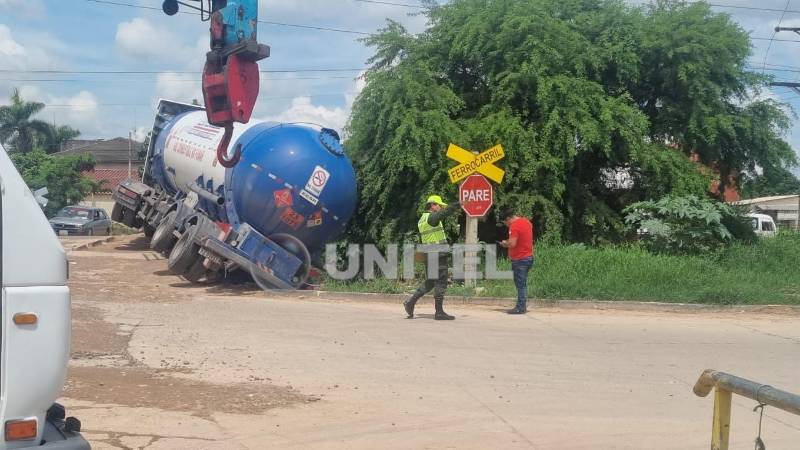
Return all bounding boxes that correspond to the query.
[0,145,89,449]
[747,213,778,237]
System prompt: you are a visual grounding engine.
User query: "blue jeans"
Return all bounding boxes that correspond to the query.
[511,257,534,310]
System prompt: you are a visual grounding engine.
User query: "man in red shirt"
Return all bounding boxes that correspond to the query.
[499,207,534,314]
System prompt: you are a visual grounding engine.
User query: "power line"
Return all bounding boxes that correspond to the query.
[760,0,791,73]
[698,2,800,15]
[748,66,800,74]
[353,0,425,8]
[0,68,364,74]
[35,92,359,108]
[0,76,357,83]
[84,0,373,35]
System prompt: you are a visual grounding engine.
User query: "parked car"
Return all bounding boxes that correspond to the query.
[1,144,90,448]
[747,213,777,237]
[50,206,112,236]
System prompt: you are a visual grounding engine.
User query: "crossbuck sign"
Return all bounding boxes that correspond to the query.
[446,143,505,184]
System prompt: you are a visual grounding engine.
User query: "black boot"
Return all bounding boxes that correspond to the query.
[403,295,420,318]
[434,297,455,320]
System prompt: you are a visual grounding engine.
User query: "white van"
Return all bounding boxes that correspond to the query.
[748,213,778,237]
[0,145,89,449]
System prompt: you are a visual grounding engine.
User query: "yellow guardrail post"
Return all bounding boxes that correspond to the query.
[695,369,800,450]
[711,388,732,450]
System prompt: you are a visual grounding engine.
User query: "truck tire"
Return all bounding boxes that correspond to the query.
[183,259,206,283]
[144,224,156,238]
[111,203,124,222]
[168,224,201,275]
[151,211,177,253]
[122,207,137,228]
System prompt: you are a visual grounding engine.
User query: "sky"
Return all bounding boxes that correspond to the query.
[1,0,800,173]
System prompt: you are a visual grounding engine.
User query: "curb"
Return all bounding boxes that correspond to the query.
[71,235,115,251]
[263,289,800,315]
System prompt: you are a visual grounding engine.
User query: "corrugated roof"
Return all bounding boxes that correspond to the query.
[732,195,799,205]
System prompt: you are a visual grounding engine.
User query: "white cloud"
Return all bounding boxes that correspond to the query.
[133,126,150,142]
[0,24,24,57]
[259,0,428,34]
[33,89,103,136]
[0,0,44,18]
[261,71,366,131]
[263,96,349,130]
[154,72,203,106]
[116,18,205,65]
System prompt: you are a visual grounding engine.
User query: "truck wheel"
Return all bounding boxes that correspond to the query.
[144,224,156,238]
[168,224,201,274]
[111,203,124,222]
[206,269,223,284]
[122,208,137,228]
[183,259,206,283]
[151,211,178,253]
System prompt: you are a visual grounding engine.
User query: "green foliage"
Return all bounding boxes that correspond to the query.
[10,149,99,217]
[0,88,54,153]
[0,88,81,154]
[345,0,795,246]
[740,166,800,198]
[323,232,800,305]
[623,195,754,255]
[46,125,81,154]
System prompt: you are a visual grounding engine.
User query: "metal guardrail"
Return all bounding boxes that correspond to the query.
[693,369,800,450]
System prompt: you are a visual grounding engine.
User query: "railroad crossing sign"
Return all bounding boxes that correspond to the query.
[447,144,505,184]
[459,174,493,217]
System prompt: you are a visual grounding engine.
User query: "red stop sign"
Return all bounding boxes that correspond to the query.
[459,174,493,217]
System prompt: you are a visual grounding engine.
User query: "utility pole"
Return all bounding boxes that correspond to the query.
[128,131,132,179]
[770,28,800,95]
[772,28,800,230]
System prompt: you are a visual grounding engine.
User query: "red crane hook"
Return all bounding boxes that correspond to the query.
[216,124,241,168]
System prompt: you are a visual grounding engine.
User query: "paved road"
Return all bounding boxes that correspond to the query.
[64,237,800,449]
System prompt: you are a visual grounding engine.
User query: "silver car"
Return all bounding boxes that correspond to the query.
[50,206,112,236]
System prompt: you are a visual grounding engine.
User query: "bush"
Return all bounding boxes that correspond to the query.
[623,195,754,255]
[10,149,98,217]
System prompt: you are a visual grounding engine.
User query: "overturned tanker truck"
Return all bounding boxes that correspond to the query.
[112,100,357,289]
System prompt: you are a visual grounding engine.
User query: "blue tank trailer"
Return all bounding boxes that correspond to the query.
[112,100,357,289]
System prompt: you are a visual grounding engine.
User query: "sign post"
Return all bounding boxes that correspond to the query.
[447,144,505,288]
[459,174,493,287]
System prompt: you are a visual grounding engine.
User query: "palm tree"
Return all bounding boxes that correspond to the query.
[47,125,81,153]
[0,88,54,153]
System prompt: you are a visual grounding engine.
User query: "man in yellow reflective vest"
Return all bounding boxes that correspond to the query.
[404,195,462,320]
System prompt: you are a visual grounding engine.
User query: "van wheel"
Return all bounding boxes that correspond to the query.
[168,224,200,274]
[151,211,178,253]
[111,203,124,222]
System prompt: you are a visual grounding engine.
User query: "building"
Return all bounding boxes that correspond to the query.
[732,195,800,230]
[56,137,144,214]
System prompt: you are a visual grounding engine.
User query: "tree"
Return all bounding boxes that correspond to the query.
[344,0,795,245]
[740,166,800,198]
[46,125,81,153]
[10,149,99,217]
[0,88,54,153]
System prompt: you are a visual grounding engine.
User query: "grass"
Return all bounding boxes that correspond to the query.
[320,232,800,305]
[111,222,140,235]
